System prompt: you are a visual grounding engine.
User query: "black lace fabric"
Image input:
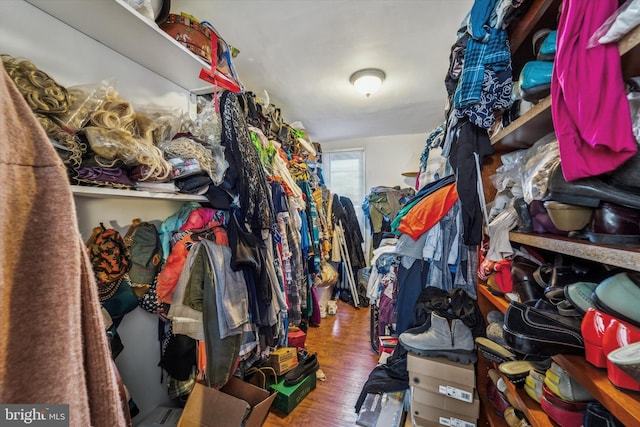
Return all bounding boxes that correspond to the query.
[220,90,275,233]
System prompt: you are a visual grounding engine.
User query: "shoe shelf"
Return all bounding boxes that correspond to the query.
[508,231,640,273]
[552,354,640,427]
[24,0,215,95]
[71,185,208,202]
[508,0,562,74]
[499,368,553,427]
[478,285,640,427]
[490,96,552,151]
[478,284,510,315]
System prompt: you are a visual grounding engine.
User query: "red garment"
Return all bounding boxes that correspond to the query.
[156,222,227,304]
[397,183,459,240]
[156,233,196,304]
[552,0,637,181]
[180,208,217,231]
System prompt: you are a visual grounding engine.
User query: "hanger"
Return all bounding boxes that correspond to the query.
[123,218,141,247]
[86,224,105,247]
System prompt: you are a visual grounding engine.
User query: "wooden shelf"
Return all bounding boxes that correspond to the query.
[618,23,640,56]
[508,0,560,56]
[478,391,509,427]
[478,285,510,315]
[71,185,208,202]
[509,232,640,273]
[490,96,552,150]
[553,355,640,427]
[25,0,215,94]
[620,24,640,79]
[500,370,553,427]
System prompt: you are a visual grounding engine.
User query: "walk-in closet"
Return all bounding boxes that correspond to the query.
[1,1,639,427]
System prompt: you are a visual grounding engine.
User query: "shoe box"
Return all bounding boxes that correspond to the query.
[407,354,479,427]
[177,377,276,427]
[411,387,480,418]
[138,406,183,427]
[379,336,399,354]
[268,347,299,375]
[287,327,307,349]
[269,371,317,414]
[410,406,477,427]
[357,390,408,427]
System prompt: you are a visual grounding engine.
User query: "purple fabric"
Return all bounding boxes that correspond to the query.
[552,0,637,181]
[310,286,321,326]
[378,293,395,337]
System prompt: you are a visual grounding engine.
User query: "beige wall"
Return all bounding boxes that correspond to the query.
[321,133,427,192]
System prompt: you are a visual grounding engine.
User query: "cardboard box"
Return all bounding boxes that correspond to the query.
[411,405,477,427]
[138,406,183,427]
[356,393,383,427]
[411,387,480,418]
[268,347,299,375]
[407,354,475,389]
[409,372,474,403]
[177,377,276,427]
[270,372,316,414]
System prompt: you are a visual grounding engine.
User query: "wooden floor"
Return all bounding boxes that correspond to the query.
[264,300,380,427]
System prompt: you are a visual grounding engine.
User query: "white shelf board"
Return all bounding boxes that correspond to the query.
[71,185,208,202]
[25,0,215,95]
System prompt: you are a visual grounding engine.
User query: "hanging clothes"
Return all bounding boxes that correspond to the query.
[552,0,637,180]
[0,62,128,427]
[447,119,494,245]
[220,90,275,234]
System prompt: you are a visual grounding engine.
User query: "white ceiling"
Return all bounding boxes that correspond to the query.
[174,0,474,143]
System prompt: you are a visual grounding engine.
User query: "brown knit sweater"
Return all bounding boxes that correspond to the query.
[0,63,128,426]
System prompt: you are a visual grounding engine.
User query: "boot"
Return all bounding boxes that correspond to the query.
[399,311,476,364]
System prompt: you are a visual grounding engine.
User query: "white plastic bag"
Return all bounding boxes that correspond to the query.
[588,0,640,47]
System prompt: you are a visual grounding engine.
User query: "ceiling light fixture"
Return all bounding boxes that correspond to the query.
[350,68,386,97]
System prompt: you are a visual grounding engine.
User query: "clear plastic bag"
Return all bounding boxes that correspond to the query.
[521,133,560,203]
[181,97,222,146]
[134,105,182,145]
[489,149,526,193]
[123,0,155,21]
[588,0,640,48]
[54,80,110,133]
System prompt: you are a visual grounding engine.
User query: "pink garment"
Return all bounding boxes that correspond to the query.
[179,207,217,231]
[552,0,637,181]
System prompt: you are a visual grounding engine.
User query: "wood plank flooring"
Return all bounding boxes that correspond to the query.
[264,301,380,427]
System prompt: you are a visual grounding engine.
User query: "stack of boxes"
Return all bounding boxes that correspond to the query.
[407,354,480,427]
[266,347,317,415]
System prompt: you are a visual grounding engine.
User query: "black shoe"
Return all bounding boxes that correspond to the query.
[503,301,584,357]
[547,162,640,209]
[284,353,319,386]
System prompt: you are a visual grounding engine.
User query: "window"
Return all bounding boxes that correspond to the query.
[323,149,366,238]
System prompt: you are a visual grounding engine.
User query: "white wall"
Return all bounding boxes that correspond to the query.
[322,133,427,193]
